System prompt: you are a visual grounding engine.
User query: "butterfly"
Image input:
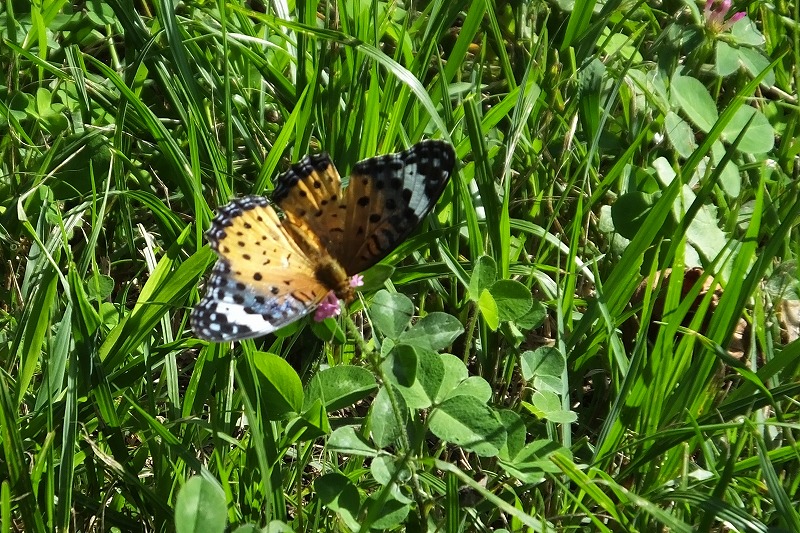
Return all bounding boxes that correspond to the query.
[191,140,456,341]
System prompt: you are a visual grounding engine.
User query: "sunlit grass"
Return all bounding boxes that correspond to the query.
[1,0,799,531]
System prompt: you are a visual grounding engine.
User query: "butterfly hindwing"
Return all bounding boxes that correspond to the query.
[190,196,330,341]
[338,140,455,274]
[191,262,312,341]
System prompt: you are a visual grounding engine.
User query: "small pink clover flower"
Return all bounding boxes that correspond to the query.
[703,0,745,33]
[314,292,341,321]
[313,275,364,322]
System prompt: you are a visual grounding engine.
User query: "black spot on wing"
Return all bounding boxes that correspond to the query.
[272,153,333,203]
[190,265,316,342]
[351,139,455,220]
[206,196,270,248]
[340,140,455,273]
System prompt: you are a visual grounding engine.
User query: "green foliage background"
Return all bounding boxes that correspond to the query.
[1,0,799,531]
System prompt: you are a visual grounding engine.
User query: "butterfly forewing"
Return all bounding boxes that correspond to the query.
[271,153,348,252]
[191,196,329,341]
[338,140,455,274]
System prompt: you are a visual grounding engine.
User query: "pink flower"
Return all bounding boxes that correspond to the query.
[703,0,746,33]
[314,292,341,321]
[312,275,364,322]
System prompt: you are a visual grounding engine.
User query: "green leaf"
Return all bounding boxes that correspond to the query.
[86,0,118,24]
[665,111,697,158]
[86,273,114,301]
[34,87,51,116]
[383,345,444,409]
[264,522,294,533]
[715,41,739,77]
[310,317,346,343]
[653,157,677,185]
[469,255,497,301]
[272,319,303,338]
[252,352,303,419]
[16,263,58,406]
[7,90,30,120]
[232,525,263,533]
[730,16,765,46]
[500,440,570,483]
[721,105,774,154]
[521,347,566,394]
[764,261,800,300]
[515,440,571,471]
[175,476,227,533]
[444,376,493,403]
[328,426,378,457]
[428,396,506,457]
[529,391,578,423]
[304,366,377,412]
[577,58,604,140]
[287,399,331,441]
[531,390,561,413]
[370,290,414,339]
[520,347,565,381]
[69,264,101,340]
[370,455,411,486]
[515,299,547,330]
[358,264,395,292]
[398,312,464,351]
[498,409,527,462]
[436,354,470,402]
[672,75,718,133]
[684,195,728,262]
[489,280,533,322]
[535,374,565,395]
[601,32,642,63]
[370,386,407,448]
[611,192,659,240]
[315,473,361,531]
[737,47,774,87]
[367,495,410,530]
[384,343,417,387]
[478,289,499,330]
[711,142,742,197]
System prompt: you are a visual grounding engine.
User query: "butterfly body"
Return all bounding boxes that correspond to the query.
[307,252,354,303]
[192,140,455,341]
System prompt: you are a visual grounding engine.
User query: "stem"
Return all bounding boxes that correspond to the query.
[343,314,410,453]
[343,314,430,525]
[462,300,478,364]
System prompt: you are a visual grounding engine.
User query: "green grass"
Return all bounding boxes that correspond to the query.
[2,0,800,531]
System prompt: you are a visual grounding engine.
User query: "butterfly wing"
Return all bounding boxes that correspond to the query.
[271,153,348,254]
[191,196,330,342]
[338,140,455,274]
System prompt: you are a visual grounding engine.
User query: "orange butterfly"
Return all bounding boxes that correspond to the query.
[191,140,455,341]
